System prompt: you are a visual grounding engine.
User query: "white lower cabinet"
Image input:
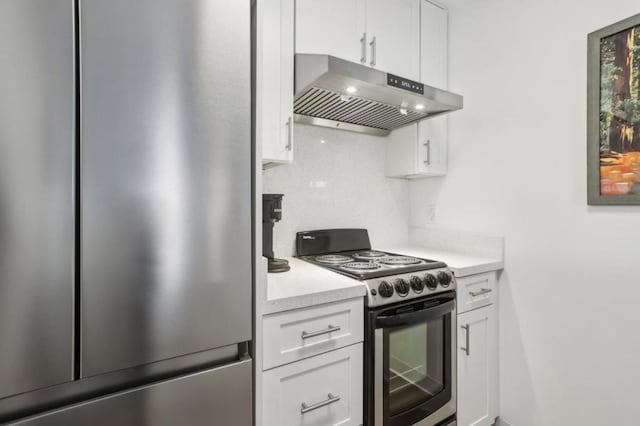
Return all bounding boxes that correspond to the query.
[262,298,364,370]
[457,303,498,426]
[457,272,497,315]
[262,343,363,426]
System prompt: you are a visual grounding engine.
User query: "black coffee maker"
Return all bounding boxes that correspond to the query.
[262,194,290,273]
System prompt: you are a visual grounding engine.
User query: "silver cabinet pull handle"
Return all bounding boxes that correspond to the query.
[369,36,376,67]
[285,116,293,151]
[360,32,367,64]
[423,140,431,165]
[469,288,492,297]
[301,325,341,340]
[301,393,341,414]
[461,324,470,356]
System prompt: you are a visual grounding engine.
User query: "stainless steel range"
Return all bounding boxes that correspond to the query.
[296,229,457,426]
[297,229,454,307]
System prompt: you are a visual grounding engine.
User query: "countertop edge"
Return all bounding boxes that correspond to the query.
[382,246,504,278]
[262,285,367,315]
[450,260,504,277]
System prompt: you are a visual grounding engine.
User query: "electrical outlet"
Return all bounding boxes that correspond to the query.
[426,204,436,224]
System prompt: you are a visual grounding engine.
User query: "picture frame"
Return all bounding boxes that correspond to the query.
[587,13,640,205]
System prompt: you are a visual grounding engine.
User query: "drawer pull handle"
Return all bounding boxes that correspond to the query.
[301,393,341,414]
[469,288,492,297]
[301,325,341,340]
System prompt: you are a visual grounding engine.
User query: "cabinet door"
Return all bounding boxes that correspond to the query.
[458,305,498,426]
[366,0,420,80]
[416,118,447,175]
[384,0,446,178]
[295,0,366,64]
[260,0,294,164]
[262,344,363,426]
[420,0,447,87]
[417,0,448,175]
[385,124,420,178]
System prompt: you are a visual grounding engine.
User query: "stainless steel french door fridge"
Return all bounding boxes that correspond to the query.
[0,0,253,424]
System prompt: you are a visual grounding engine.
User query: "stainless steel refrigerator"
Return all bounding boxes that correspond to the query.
[0,0,252,424]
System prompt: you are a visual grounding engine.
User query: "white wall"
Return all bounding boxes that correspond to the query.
[410,1,640,425]
[263,124,410,256]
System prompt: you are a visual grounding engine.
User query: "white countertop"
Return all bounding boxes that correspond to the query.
[262,256,367,315]
[261,244,502,315]
[382,246,503,277]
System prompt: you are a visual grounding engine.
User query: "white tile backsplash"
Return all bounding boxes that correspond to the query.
[263,124,410,256]
[408,225,504,260]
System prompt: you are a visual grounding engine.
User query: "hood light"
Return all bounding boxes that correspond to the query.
[345,86,358,94]
[415,104,425,110]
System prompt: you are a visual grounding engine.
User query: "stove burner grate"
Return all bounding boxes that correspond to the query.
[316,254,352,264]
[379,256,422,266]
[340,262,382,271]
[353,251,387,260]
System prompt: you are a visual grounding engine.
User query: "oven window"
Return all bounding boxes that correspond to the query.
[387,317,445,417]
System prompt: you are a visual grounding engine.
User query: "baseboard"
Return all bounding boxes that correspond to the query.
[495,417,513,426]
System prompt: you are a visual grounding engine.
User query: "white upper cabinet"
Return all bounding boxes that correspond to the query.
[292,0,451,175]
[259,0,295,165]
[295,0,366,65]
[385,0,448,178]
[420,0,447,87]
[417,0,448,175]
[365,0,420,80]
[296,0,419,79]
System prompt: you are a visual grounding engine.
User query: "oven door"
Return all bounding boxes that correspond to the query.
[371,292,456,426]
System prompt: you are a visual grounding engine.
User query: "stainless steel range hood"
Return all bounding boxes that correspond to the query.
[294,54,463,136]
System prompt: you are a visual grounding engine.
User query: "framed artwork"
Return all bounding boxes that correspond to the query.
[588,13,640,204]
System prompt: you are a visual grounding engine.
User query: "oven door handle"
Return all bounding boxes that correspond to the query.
[376,299,455,328]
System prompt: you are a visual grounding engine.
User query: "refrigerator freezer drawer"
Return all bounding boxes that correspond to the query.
[12,359,252,426]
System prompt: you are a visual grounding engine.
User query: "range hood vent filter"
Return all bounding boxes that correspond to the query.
[294,87,427,135]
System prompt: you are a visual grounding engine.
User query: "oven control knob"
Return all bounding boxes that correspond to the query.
[424,273,438,290]
[438,271,452,287]
[394,279,410,296]
[378,281,394,298]
[410,276,424,292]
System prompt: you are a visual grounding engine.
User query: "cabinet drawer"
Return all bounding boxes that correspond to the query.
[263,298,364,370]
[456,272,497,314]
[262,344,363,426]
